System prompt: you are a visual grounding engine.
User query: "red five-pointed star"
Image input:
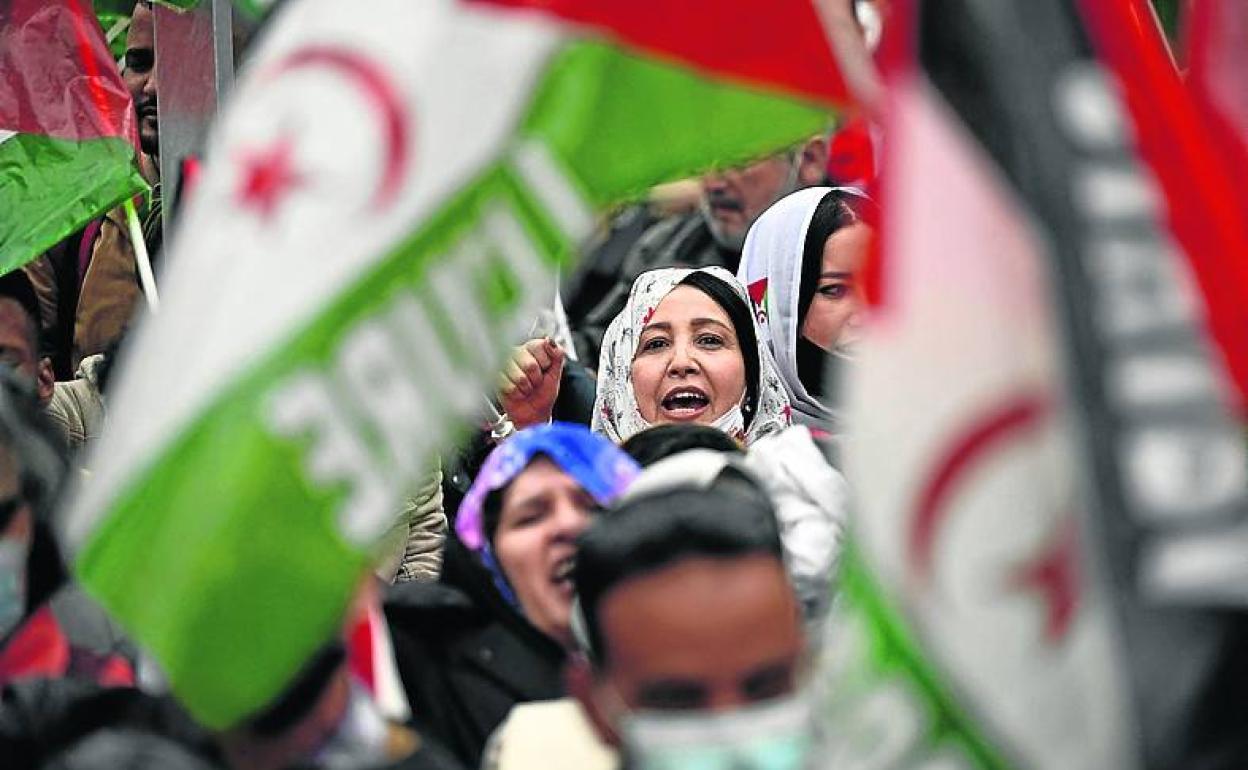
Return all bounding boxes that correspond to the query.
[236,136,303,220]
[1011,517,1081,644]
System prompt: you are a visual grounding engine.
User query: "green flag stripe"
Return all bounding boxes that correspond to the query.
[75,42,832,727]
[75,155,575,727]
[836,548,1012,768]
[521,40,833,208]
[0,133,147,274]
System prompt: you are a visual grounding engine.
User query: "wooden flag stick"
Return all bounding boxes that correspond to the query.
[123,197,160,314]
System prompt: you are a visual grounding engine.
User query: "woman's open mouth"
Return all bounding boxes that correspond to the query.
[660,387,710,420]
[551,555,576,595]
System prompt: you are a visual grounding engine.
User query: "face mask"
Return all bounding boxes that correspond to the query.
[0,540,27,639]
[708,402,746,440]
[312,679,393,769]
[618,689,815,770]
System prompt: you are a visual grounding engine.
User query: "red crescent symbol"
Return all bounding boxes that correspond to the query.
[908,393,1050,583]
[267,46,411,208]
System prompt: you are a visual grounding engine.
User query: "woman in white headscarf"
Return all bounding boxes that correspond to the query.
[590,266,792,446]
[498,267,791,446]
[737,186,875,434]
[590,268,848,621]
[499,267,847,619]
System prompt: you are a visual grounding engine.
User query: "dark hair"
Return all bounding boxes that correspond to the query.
[796,190,876,333]
[481,485,508,549]
[796,190,876,394]
[675,271,761,426]
[0,270,43,356]
[0,367,70,617]
[574,473,783,663]
[44,730,219,770]
[245,643,345,736]
[480,452,551,547]
[621,423,743,467]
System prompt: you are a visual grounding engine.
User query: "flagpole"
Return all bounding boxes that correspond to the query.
[123,198,161,314]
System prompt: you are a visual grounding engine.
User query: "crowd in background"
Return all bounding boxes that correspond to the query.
[0,2,887,769]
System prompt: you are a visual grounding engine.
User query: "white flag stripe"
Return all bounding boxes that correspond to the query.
[841,79,1133,769]
[511,139,595,243]
[66,0,566,548]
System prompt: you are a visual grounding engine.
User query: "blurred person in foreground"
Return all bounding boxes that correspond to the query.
[4,583,468,769]
[619,422,742,467]
[0,272,55,411]
[0,269,111,457]
[0,364,136,689]
[485,451,813,770]
[384,424,639,767]
[215,593,466,770]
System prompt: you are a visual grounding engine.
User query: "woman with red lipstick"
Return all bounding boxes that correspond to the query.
[590,267,792,446]
[500,267,791,447]
[588,268,846,620]
[494,268,846,631]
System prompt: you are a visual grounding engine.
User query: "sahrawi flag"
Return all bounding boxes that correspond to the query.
[817,0,1248,768]
[0,0,147,273]
[61,0,844,728]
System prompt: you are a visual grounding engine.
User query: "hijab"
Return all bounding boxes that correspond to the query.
[591,266,791,446]
[454,423,639,608]
[737,186,871,431]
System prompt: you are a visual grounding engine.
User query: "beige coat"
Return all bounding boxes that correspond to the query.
[376,465,447,584]
[25,206,145,373]
[45,354,107,455]
[483,698,617,770]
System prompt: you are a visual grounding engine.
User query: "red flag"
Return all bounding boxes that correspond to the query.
[0,0,135,142]
[0,0,146,272]
[1078,0,1248,415]
[468,0,847,105]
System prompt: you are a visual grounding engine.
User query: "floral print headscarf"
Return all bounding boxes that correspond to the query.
[591,266,791,446]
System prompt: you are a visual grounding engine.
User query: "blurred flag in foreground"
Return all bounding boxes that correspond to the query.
[820,0,1248,767]
[0,0,147,273]
[62,0,843,728]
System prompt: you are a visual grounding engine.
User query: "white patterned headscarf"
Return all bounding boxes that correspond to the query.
[591,266,791,446]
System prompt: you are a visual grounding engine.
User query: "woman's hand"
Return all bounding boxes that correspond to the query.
[498,338,565,430]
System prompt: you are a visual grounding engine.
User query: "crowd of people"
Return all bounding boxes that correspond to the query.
[0,1,888,768]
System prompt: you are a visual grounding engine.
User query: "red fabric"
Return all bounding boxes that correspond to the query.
[466,0,847,105]
[1077,0,1248,415]
[179,154,204,210]
[0,605,136,688]
[826,116,877,187]
[1186,0,1248,239]
[77,218,102,285]
[93,653,136,687]
[0,0,136,142]
[862,0,918,310]
[0,606,71,687]
[347,612,376,694]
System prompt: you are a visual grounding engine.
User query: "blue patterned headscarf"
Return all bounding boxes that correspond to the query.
[455,423,640,606]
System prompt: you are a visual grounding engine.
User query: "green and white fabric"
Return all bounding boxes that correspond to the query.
[64,0,841,728]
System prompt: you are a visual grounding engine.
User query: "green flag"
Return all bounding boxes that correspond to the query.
[65,0,843,728]
[0,0,148,274]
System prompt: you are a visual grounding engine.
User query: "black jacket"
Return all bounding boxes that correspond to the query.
[566,209,737,366]
[385,539,566,768]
